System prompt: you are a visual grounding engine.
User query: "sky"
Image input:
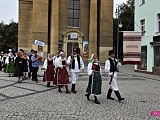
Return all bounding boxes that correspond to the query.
[0,0,127,24]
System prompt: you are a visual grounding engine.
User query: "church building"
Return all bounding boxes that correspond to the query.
[18,0,113,62]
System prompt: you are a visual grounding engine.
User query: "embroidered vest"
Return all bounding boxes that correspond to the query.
[109,58,117,72]
[70,54,80,69]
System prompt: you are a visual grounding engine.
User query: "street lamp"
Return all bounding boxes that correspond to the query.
[115,5,122,58]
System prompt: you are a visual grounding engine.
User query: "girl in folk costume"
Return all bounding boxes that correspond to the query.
[85,54,102,104]
[22,52,29,80]
[54,51,70,93]
[15,51,24,83]
[5,52,15,76]
[43,53,55,87]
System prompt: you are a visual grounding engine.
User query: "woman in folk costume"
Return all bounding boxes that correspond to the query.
[43,53,55,87]
[15,51,24,83]
[5,52,15,76]
[54,51,70,93]
[85,54,102,104]
[105,50,124,102]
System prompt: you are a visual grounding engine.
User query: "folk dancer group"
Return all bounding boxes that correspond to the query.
[43,48,84,94]
[85,50,124,104]
[0,49,41,83]
[0,48,125,104]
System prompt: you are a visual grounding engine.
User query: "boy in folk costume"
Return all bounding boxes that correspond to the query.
[67,48,84,93]
[85,54,102,104]
[43,53,55,87]
[105,50,124,102]
[5,52,15,76]
[54,51,70,93]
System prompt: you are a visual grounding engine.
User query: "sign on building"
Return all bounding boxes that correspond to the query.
[34,40,45,47]
[70,33,78,39]
[123,31,142,65]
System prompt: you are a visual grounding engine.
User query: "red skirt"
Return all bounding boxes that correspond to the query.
[43,65,55,82]
[53,67,69,85]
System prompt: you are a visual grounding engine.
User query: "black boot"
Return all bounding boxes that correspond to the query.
[107,89,114,100]
[85,93,90,101]
[65,85,71,94]
[71,84,77,93]
[58,86,62,93]
[94,96,100,104]
[47,82,51,87]
[114,91,125,102]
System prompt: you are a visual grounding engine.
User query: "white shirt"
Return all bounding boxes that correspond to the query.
[67,55,84,72]
[105,58,121,77]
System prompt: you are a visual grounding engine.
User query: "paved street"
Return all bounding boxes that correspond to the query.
[0,65,160,120]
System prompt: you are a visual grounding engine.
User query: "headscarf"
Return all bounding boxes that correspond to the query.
[90,53,95,64]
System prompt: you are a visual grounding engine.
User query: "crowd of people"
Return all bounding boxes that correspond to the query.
[0,48,124,104]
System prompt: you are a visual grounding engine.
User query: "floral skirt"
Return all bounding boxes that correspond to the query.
[53,67,69,85]
[86,71,102,95]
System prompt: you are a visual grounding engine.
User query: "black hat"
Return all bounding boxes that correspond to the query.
[108,50,115,55]
[19,49,24,52]
[58,49,64,53]
[30,49,34,52]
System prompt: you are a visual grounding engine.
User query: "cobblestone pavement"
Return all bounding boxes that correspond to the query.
[0,65,160,120]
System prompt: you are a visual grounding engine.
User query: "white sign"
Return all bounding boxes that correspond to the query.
[34,40,45,46]
[70,33,78,39]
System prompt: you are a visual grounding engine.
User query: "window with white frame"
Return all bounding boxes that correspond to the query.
[140,19,145,35]
[140,0,145,5]
[157,13,160,32]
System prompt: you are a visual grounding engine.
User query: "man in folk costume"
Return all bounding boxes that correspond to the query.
[5,52,15,76]
[54,51,70,93]
[85,54,102,104]
[67,48,84,93]
[105,50,124,102]
[28,49,34,78]
[43,53,55,87]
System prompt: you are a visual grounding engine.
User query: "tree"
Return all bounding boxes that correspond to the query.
[0,21,18,53]
[113,0,134,60]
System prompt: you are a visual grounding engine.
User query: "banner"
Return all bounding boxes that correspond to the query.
[83,41,89,58]
[123,31,142,65]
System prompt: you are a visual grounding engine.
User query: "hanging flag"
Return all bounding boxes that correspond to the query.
[123,31,142,65]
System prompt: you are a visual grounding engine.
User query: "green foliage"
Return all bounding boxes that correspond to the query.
[113,0,134,59]
[0,21,18,53]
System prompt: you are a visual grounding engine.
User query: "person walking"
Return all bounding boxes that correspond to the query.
[15,51,24,83]
[22,51,29,80]
[5,52,15,77]
[28,49,34,78]
[85,54,102,104]
[31,51,40,83]
[105,50,124,102]
[43,53,55,87]
[67,48,84,93]
[54,51,70,93]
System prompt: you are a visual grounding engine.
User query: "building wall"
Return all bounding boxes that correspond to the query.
[18,0,33,52]
[135,0,160,72]
[18,0,113,63]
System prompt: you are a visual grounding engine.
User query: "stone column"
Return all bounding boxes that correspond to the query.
[99,0,113,62]
[50,0,60,54]
[89,0,97,58]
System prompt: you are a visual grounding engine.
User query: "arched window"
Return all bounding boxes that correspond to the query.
[68,0,80,27]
